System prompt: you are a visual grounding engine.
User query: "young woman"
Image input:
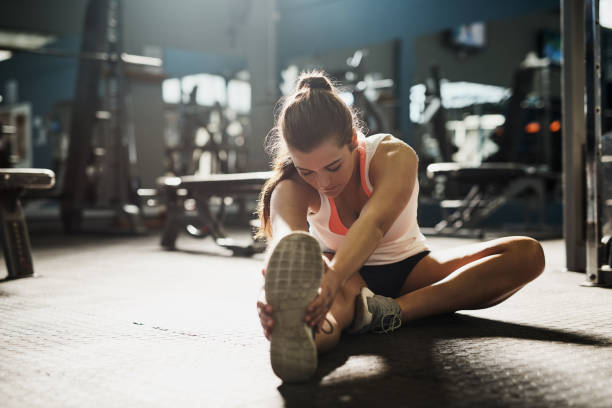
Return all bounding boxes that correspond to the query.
[256,71,545,383]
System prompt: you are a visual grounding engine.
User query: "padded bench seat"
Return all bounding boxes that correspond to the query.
[167,171,272,193]
[426,162,543,182]
[0,168,56,190]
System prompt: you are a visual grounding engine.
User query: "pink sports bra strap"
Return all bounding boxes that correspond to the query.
[328,198,349,235]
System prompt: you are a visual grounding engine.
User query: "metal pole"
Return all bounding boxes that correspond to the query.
[584,0,606,284]
[61,0,109,232]
[561,0,587,272]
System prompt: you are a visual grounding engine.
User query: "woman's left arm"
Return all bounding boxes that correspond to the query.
[305,138,419,328]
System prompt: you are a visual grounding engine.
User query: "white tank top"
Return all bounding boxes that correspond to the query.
[306,133,428,266]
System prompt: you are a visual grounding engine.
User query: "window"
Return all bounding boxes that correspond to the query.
[163,74,251,113]
[227,79,251,113]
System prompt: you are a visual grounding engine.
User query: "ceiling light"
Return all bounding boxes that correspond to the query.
[121,53,162,67]
[0,50,12,62]
[0,30,55,49]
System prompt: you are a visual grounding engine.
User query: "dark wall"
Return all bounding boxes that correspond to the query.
[277,0,560,143]
[163,48,245,78]
[412,10,560,88]
[0,0,86,37]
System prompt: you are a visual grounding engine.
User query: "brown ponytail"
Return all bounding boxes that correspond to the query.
[256,70,363,238]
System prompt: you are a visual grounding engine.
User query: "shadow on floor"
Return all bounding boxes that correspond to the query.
[277,314,609,407]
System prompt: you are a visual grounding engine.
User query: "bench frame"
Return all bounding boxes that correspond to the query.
[159,172,272,256]
[426,163,558,237]
[0,169,55,280]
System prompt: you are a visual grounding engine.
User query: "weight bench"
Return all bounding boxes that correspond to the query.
[426,163,556,236]
[0,168,55,280]
[159,171,272,256]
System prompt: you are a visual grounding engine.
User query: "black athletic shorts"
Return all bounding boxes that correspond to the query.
[358,250,430,298]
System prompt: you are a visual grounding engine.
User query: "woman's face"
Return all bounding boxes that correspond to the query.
[288,137,355,198]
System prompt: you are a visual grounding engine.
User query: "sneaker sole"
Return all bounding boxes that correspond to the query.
[264,231,322,383]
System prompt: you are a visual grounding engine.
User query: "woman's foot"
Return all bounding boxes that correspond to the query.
[264,231,323,382]
[350,287,402,334]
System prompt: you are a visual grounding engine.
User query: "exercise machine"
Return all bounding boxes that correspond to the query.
[331,48,395,135]
[422,58,561,237]
[563,0,612,286]
[426,163,555,237]
[160,72,254,242]
[164,77,249,178]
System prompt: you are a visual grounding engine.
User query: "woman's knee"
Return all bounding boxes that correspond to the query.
[508,236,545,281]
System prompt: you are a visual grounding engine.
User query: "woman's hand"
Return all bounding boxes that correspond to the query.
[257,298,274,341]
[257,268,274,341]
[304,256,341,332]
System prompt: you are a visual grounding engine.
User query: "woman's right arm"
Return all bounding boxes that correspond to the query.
[257,177,318,340]
[268,177,315,241]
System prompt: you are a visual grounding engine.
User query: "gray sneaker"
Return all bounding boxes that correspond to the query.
[264,231,323,383]
[350,287,403,334]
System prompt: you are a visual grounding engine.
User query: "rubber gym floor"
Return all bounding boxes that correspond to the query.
[1,228,611,408]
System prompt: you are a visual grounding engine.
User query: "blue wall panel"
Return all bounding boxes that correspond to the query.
[0,37,79,168]
[163,48,245,78]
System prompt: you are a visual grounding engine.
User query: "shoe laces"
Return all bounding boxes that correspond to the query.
[369,295,402,334]
[373,313,402,334]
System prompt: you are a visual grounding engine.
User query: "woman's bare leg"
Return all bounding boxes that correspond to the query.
[311,236,544,351]
[396,236,545,322]
[314,273,366,353]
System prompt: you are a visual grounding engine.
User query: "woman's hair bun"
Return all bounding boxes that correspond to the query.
[296,74,333,92]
